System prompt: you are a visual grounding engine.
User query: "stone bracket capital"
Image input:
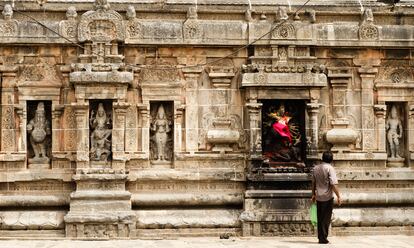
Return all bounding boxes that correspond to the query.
[374,104,387,117]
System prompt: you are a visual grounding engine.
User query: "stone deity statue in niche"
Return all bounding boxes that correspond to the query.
[386,105,404,159]
[151,104,171,162]
[27,102,51,164]
[90,103,112,161]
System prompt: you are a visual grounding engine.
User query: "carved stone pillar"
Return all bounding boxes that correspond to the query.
[409,104,414,161]
[246,102,262,156]
[374,104,387,152]
[182,67,202,153]
[174,104,185,154]
[359,67,378,151]
[138,104,150,156]
[52,104,64,153]
[0,67,18,153]
[14,105,26,153]
[73,103,89,169]
[112,102,129,170]
[306,102,320,158]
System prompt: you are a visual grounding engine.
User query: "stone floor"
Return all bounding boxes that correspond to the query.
[0,236,413,248]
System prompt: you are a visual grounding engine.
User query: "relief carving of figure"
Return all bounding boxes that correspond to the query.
[386,105,403,159]
[90,103,112,161]
[151,104,171,161]
[27,102,51,164]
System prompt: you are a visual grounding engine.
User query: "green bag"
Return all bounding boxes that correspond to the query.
[310,203,317,227]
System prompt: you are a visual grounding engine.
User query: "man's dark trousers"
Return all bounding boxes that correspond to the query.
[317,198,333,243]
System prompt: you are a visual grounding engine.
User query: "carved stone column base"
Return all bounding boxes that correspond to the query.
[387,157,405,168]
[65,171,134,239]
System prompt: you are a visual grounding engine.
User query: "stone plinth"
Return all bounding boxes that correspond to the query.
[241,166,314,236]
[64,169,135,239]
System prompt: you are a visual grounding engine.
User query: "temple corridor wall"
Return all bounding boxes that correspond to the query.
[0,0,413,238]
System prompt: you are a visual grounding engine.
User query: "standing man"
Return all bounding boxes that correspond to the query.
[311,151,342,244]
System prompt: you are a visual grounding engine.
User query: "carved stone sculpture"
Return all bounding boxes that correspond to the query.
[66,6,77,20]
[386,105,404,160]
[94,0,110,11]
[151,104,171,162]
[126,5,136,20]
[90,103,112,161]
[27,102,51,164]
[2,4,13,20]
[277,7,289,21]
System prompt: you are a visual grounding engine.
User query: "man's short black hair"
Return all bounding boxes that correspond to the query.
[322,151,333,163]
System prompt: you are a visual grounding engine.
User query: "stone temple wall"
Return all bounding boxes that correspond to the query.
[0,0,413,239]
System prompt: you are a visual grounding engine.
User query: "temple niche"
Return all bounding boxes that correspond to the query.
[386,103,407,167]
[26,101,52,168]
[261,100,306,165]
[150,102,173,164]
[89,101,113,163]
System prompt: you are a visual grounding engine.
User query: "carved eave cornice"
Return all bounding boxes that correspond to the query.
[69,71,133,85]
[241,71,327,88]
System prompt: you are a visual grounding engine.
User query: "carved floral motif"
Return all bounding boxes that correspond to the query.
[359,24,378,40]
[272,23,295,39]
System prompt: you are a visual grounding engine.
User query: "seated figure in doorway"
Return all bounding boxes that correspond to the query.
[264,103,301,162]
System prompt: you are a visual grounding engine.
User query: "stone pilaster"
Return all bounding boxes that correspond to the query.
[73,103,89,169]
[374,104,387,153]
[182,67,202,153]
[0,67,17,153]
[409,104,414,162]
[14,104,26,153]
[112,102,129,170]
[246,102,262,156]
[359,67,378,151]
[138,104,150,156]
[174,104,185,154]
[306,102,320,158]
[51,104,64,153]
